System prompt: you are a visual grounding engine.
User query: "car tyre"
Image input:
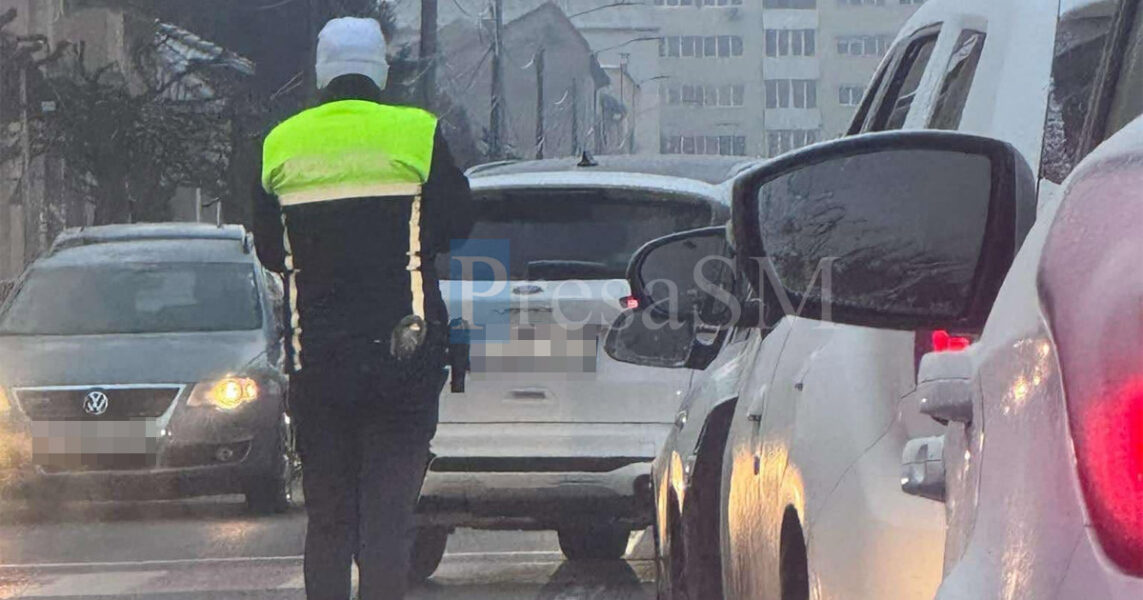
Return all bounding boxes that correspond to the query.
[408,526,450,582]
[557,525,630,561]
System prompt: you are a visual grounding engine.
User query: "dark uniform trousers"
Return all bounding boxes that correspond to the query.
[293,364,444,600]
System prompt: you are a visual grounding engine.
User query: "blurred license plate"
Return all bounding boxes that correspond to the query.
[473,325,601,373]
[31,421,160,467]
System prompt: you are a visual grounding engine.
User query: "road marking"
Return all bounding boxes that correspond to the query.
[29,570,165,596]
[0,556,303,574]
[0,550,620,573]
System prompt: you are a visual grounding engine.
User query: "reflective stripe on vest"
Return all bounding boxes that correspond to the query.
[261,100,438,203]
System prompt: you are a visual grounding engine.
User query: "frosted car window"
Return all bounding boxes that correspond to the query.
[1040,14,1115,182]
[1103,2,1143,140]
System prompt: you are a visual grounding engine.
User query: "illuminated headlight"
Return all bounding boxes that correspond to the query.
[188,377,259,411]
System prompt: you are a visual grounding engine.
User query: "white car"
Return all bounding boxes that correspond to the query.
[409,154,753,580]
[881,0,1143,597]
[609,0,1100,598]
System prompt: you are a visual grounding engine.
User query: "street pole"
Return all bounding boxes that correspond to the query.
[19,64,43,255]
[419,0,438,110]
[534,47,544,159]
[489,0,504,159]
[0,41,8,278]
[571,78,579,154]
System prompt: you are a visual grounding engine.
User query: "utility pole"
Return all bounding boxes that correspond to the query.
[19,64,42,255]
[305,0,320,100]
[489,0,504,159]
[534,47,544,159]
[570,78,579,154]
[419,0,438,109]
[0,36,8,279]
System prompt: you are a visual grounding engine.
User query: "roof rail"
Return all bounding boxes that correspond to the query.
[49,224,248,256]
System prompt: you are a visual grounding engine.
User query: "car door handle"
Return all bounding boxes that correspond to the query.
[918,379,973,424]
[746,386,767,423]
[674,410,688,430]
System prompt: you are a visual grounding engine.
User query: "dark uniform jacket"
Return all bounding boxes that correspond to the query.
[252,98,472,423]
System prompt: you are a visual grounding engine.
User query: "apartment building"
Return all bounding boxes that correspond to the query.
[659,0,922,157]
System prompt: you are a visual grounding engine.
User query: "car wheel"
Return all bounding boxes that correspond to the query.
[245,417,297,515]
[557,525,630,561]
[408,526,449,582]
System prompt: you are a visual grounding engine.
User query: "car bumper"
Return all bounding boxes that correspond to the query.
[0,394,285,501]
[419,462,655,530]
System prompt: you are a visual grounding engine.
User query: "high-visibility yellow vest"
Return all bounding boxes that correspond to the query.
[261,100,438,206]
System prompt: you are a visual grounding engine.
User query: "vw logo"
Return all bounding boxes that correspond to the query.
[83,391,110,416]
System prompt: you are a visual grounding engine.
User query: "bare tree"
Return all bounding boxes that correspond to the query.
[24,22,254,225]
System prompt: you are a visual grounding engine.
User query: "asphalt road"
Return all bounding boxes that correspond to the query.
[0,496,655,599]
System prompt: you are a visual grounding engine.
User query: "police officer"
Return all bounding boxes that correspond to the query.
[252,17,472,600]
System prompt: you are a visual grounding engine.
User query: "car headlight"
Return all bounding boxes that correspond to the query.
[187,377,259,411]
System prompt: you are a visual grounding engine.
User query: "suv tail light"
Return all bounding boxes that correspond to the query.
[1040,163,1143,576]
[914,329,974,375]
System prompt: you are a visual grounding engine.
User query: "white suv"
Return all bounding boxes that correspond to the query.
[409,155,752,580]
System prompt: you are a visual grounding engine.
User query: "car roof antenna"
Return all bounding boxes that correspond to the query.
[577,151,598,168]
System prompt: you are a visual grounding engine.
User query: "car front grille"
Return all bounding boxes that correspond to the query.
[16,386,182,421]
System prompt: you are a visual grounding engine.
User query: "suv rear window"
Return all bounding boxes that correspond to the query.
[0,263,262,335]
[437,191,714,280]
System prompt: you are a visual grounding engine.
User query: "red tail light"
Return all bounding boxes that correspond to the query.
[1040,163,1143,576]
[914,329,973,376]
[931,329,972,353]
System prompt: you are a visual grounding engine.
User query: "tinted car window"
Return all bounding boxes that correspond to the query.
[871,34,939,131]
[0,263,262,335]
[929,31,986,130]
[437,192,713,280]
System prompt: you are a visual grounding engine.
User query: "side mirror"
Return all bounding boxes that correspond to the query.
[733,130,1035,331]
[604,308,699,369]
[628,226,738,326]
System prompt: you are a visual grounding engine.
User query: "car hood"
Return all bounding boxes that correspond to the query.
[0,331,268,387]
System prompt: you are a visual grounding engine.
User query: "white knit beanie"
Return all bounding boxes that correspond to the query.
[315,17,389,91]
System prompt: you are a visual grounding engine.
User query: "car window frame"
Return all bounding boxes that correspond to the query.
[868,28,942,132]
[850,24,943,134]
[928,29,987,130]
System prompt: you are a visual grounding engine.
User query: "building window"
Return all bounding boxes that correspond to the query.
[837,35,891,56]
[669,84,746,107]
[766,129,819,156]
[899,0,925,4]
[695,0,745,6]
[661,35,744,57]
[766,29,816,57]
[765,79,818,108]
[764,0,816,7]
[663,134,749,155]
[838,0,884,5]
[839,84,865,106]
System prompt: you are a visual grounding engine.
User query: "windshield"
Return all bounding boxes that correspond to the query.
[437,191,713,280]
[0,263,262,335]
